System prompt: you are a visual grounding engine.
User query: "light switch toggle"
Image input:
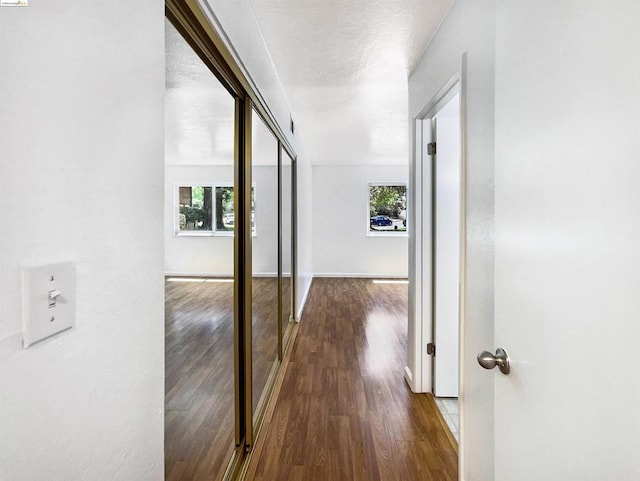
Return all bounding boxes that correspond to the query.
[48,289,62,308]
[23,260,75,348]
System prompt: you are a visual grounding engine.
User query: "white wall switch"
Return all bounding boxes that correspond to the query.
[22,261,75,348]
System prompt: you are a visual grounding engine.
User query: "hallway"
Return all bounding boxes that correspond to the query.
[246,278,457,481]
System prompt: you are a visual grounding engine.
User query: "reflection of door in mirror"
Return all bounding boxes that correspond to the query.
[250,109,279,425]
[164,17,236,481]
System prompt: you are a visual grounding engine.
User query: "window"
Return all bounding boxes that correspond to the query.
[368,183,407,235]
[177,185,213,232]
[214,185,235,232]
[175,184,255,236]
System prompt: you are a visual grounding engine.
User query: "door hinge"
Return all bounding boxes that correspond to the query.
[427,342,436,356]
[427,142,436,156]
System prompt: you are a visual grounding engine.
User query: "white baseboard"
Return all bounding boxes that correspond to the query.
[313,272,408,279]
[166,272,407,281]
[165,271,231,278]
[164,272,278,278]
[296,276,312,321]
[404,366,415,390]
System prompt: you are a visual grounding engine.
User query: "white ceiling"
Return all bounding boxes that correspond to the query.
[248,0,453,165]
[165,19,236,166]
[166,19,279,167]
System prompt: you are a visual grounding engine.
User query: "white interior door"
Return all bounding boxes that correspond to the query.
[433,93,461,398]
[489,3,640,480]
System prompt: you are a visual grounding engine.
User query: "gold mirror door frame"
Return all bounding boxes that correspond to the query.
[166,2,298,479]
[234,96,253,453]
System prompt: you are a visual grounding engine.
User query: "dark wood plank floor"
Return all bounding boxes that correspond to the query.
[246,278,458,481]
[165,277,283,481]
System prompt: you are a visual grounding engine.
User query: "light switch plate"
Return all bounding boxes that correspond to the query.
[22,261,75,348]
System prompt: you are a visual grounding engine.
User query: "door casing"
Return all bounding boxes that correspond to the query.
[407,59,467,477]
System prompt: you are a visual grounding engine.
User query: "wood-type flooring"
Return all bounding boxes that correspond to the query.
[165,277,289,481]
[246,277,458,481]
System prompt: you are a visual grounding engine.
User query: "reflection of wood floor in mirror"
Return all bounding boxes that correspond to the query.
[245,278,458,481]
[165,277,290,481]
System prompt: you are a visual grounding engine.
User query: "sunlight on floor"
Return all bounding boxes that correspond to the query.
[364,307,400,378]
[167,277,234,283]
[371,279,409,284]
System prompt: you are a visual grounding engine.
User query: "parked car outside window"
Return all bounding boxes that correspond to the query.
[370,215,393,227]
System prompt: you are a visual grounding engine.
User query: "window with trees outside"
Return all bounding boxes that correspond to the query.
[176,184,255,236]
[368,183,407,235]
[177,185,213,232]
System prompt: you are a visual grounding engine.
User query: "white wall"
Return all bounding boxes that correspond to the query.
[408,1,495,480]
[202,0,296,151]
[295,144,313,316]
[0,2,165,480]
[312,165,409,277]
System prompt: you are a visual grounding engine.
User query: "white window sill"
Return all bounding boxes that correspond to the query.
[367,231,409,238]
[174,231,257,238]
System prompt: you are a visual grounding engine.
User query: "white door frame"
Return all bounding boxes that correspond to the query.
[407,58,467,474]
[431,90,462,398]
[409,73,463,389]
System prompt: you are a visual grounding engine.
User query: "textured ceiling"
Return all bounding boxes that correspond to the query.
[165,19,235,165]
[248,0,453,165]
[166,19,278,166]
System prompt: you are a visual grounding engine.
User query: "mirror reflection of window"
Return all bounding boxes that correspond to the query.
[174,184,256,236]
[177,185,213,232]
[214,185,256,235]
[215,186,234,232]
